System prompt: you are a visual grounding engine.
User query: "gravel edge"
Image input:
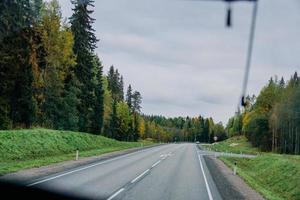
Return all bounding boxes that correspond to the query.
[204,155,265,200]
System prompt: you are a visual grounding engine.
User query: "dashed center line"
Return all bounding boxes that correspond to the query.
[107,150,177,200]
[151,160,161,168]
[107,188,125,200]
[131,169,150,184]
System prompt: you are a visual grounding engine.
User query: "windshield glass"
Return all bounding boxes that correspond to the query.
[0,0,299,200]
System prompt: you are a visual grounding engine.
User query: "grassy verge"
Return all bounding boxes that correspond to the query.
[0,129,154,175]
[204,136,300,200]
[202,135,260,155]
[220,154,300,200]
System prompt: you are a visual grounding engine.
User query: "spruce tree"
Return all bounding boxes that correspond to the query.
[62,72,80,130]
[126,85,134,140]
[10,29,37,128]
[70,0,98,52]
[109,100,118,139]
[279,77,285,88]
[132,91,142,113]
[0,0,33,41]
[126,84,133,112]
[70,0,99,132]
[2,1,38,128]
[119,76,124,101]
[107,66,124,102]
[132,91,142,141]
[203,119,210,143]
[107,65,115,91]
[33,0,43,21]
[92,55,104,134]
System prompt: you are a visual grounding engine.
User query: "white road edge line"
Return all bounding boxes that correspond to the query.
[27,146,162,187]
[197,152,213,200]
[151,160,161,168]
[107,188,125,200]
[131,169,150,184]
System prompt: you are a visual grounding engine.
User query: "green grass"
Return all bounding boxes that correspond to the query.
[0,129,153,175]
[202,135,260,155]
[204,136,300,200]
[220,154,300,200]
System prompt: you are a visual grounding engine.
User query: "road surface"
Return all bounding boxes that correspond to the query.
[27,144,222,200]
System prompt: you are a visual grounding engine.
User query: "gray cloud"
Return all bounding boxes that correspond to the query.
[57,0,300,123]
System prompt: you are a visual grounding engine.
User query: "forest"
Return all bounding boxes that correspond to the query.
[0,0,299,155]
[227,73,300,154]
[0,0,226,143]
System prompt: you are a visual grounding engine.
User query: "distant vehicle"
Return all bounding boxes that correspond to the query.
[196,141,200,144]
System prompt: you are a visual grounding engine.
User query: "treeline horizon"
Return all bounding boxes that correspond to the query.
[143,115,227,143]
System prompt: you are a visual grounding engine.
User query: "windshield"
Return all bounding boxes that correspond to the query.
[0,0,299,200]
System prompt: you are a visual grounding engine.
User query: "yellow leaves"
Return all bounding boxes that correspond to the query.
[138,117,145,138]
[39,2,76,81]
[60,30,76,66]
[242,111,251,132]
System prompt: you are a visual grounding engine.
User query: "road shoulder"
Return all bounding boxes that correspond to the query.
[1,144,161,184]
[204,156,264,200]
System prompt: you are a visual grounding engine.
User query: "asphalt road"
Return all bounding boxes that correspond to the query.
[27,144,222,200]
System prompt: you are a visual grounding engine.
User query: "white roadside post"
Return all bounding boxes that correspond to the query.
[76,149,79,161]
[233,161,237,175]
[213,136,218,158]
[213,136,218,143]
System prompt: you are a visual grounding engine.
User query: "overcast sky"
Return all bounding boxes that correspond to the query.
[57,0,300,123]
